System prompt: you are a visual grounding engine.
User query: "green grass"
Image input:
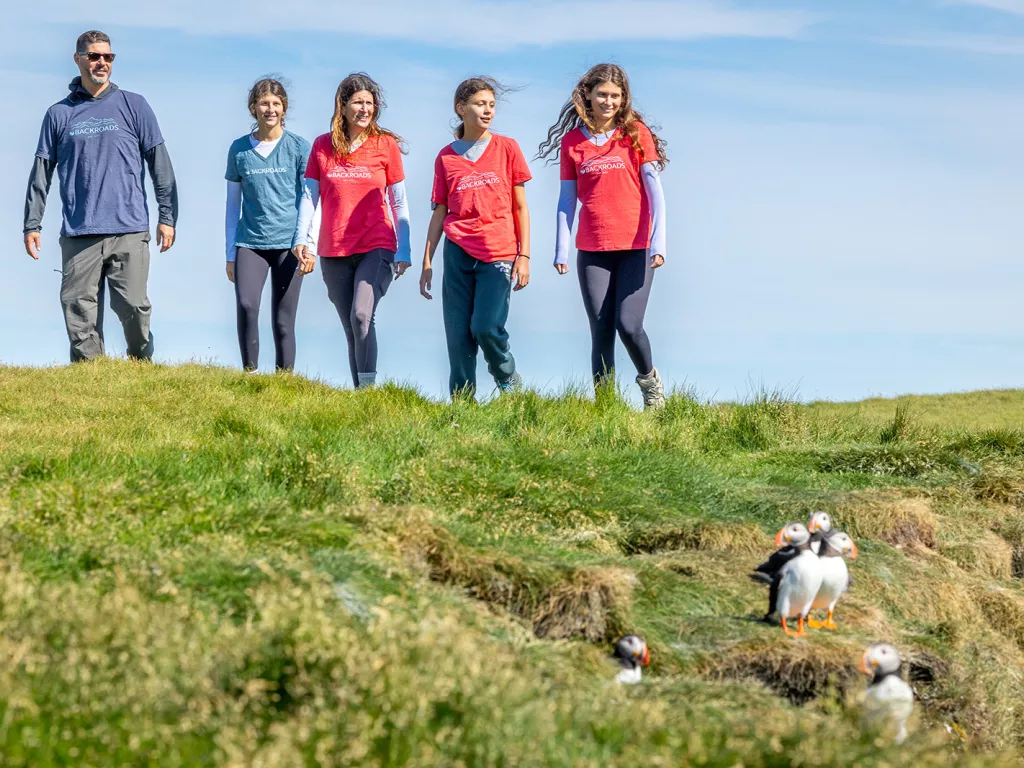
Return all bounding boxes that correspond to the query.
[1,360,1023,765]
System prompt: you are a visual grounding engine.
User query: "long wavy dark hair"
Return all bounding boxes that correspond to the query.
[536,63,668,169]
[452,76,508,139]
[331,72,406,158]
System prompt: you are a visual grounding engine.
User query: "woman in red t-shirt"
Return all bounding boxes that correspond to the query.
[293,73,411,389]
[419,77,532,399]
[537,64,669,409]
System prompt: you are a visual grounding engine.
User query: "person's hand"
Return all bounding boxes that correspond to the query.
[650,253,665,269]
[157,224,175,252]
[512,255,530,291]
[293,245,315,275]
[394,261,410,280]
[554,263,568,275]
[24,232,41,260]
[420,260,433,300]
[226,262,235,283]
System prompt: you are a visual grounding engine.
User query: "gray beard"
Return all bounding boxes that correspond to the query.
[88,73,109,85]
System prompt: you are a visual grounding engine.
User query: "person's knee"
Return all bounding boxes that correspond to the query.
[351,305,374,335]
[615,311,644,342]
[469,315,499,346]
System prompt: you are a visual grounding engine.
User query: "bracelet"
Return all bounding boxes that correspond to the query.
[517,254,531,259]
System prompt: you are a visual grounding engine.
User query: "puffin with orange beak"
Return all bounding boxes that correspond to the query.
[613,635,651,685]
[807,532,857,630]
[859,643,914,744]
[751,511,836,587]
[764,522,823,637]
[807,511,836,554]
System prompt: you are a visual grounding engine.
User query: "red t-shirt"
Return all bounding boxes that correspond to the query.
[560,123,658,253]
[431,134,532,263]
[305,133,405,257]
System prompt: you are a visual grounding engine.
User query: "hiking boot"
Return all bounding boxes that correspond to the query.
[636,368,665,410]
[496,371,523,395]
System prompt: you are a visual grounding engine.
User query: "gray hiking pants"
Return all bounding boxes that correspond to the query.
[59,232,153,362]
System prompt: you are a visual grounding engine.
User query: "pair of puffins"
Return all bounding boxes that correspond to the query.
[609,636,913,744]
[751,511,858,637]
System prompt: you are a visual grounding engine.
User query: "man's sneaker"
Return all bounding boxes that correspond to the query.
[496,371,523,395]
[636,368,665,410]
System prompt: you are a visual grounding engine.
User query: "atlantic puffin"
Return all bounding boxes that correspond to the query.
[751,521,808,622]
[613,635,650,684]
[766,522,823,637]
[859,643,914,744]
[750,511,834,587]
[807,511,837,554]
[807,532,857,630]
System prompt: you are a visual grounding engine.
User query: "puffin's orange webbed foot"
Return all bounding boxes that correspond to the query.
[806,617,824,630]
[781,618,801,638]
[823,610,838,630]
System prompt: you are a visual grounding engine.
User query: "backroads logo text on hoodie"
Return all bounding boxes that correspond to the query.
[68,117,119,137]
[579,155,627,175]
[455,171,501,192]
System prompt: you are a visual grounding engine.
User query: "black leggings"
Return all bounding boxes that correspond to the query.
[235,247,303,371]
[577,248,655,384]
[320,249,394,387]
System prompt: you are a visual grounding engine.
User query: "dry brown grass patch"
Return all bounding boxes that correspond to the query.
[992,514,1024,579]
[971,468,1024,507]
[976,587,1024,649]
[620,520,771,556]
[387,512,636,643]
[941,532,1014,581]
[839,497,939,551]
[700,637,864,705]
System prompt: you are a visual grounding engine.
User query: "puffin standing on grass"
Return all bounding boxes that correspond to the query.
[859,643,914,744]
[751,511,836,587]
[612,635,650,685]
[807,511,837,554]
[763,522,823,637]
[808,532,857,630]
[750,521,806,623]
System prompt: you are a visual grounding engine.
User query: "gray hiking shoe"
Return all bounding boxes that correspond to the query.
[496,371,523,395]
[636,368,665,410]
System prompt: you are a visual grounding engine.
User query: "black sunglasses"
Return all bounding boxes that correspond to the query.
[77,52,116,63]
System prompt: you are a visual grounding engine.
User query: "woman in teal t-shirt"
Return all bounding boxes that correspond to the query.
[224,78,311,371]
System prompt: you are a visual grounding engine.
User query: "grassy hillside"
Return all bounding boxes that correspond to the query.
[1,360,1023,766]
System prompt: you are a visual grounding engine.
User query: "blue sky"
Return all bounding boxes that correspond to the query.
[3,0,1023,402]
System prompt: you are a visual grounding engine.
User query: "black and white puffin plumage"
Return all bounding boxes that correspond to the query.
[807,532,857,630]
[750,512,835,588]
[764,522,823,637]
[859,643,914,744]
[807,511,838,555]
[612,635,650,685]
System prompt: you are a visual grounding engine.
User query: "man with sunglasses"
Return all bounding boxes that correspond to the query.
[23,30,178,362]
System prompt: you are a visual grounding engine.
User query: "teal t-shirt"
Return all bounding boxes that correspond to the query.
[225,130,311,250]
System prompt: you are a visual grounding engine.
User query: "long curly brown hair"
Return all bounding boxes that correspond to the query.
[330,73,406,158]
[536,63,668,170]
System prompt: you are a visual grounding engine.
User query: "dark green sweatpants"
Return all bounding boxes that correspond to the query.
[441,238,516,397]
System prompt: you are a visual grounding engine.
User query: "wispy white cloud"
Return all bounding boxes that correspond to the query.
[951,0,1024,15]
[879,33,1024,55]
[10,0,818,49]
